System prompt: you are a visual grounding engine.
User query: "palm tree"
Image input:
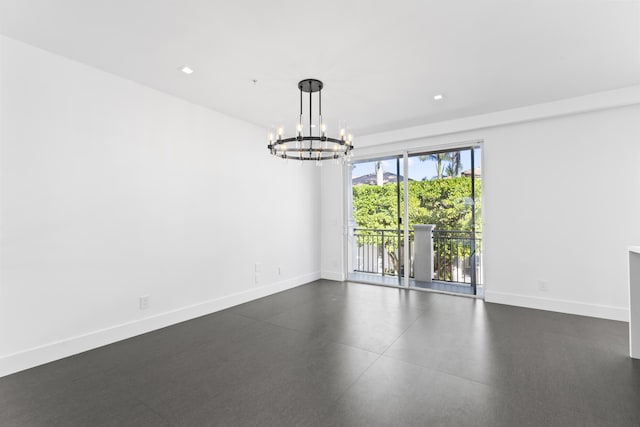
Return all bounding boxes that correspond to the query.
[444,151,461,177]
[419,153,448,179]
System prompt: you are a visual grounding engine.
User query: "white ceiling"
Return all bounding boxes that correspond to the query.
[1,0,639,136]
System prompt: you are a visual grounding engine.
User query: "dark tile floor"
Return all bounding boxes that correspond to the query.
[1,280,639,426]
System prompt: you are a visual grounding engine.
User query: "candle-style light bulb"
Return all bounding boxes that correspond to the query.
[268,133,274,144]
[277,127,284,139]
[339,128,346,141]
[298,113,304,136]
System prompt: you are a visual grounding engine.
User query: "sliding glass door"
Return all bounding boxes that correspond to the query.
[347,146,483,296]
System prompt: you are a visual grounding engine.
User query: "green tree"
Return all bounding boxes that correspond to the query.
[353,178,481,232]
[409,177,480,231]
[352,177,481,276]
[409,177,481,280]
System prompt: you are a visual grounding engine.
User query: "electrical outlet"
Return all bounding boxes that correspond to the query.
[139,295,150,310]
[538,281,549,292]
[255,263,262,273]
[255,273,261,284]
[278,267,282,276]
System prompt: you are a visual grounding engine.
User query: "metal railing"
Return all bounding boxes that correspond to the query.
[432,230,482,284]
[353,228,412,276]
[353,228,482,284]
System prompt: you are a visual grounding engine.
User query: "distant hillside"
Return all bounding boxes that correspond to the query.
[353,168,480,185]
[352,172,412,186]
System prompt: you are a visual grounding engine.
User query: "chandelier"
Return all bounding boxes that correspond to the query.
[267,79,354,162]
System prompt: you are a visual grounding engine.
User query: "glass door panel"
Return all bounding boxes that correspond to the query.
[348,156,404,286]
[405,147,483,295]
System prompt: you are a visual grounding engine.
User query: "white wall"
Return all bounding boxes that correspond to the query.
[323,97,640,321]
[0,36,321,376]
[320,163,345,281]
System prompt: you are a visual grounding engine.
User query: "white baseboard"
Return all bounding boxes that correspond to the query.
[320,270,345,281]
[0,271,321,378]
[484,290,629,322]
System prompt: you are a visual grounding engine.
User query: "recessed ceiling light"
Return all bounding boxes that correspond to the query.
[180,66,194,75]
[433,94,444,100]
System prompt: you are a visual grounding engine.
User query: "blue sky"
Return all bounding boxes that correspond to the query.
[352,148,481,181]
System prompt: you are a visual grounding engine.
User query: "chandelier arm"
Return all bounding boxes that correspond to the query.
[275,145,352,153]
[273,137,299,144]
[323,137,348,145]
[273,136,351,145]
[276,153,346,160]
[309,86,312,139]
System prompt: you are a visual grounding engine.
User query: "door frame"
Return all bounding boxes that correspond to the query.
[342,139,485,294]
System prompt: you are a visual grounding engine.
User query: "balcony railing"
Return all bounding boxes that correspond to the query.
[352,228,413,277]
[353,227,482,285]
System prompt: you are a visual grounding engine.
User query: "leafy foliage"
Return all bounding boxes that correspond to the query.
[352,177,482,232]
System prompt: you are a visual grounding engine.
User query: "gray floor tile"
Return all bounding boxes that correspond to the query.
[93,310,258,371]
[1,281,639,426]
[229,280,344,321]
[383,301,640,425]
[322,356,607,427]
[264,290,426,354]
[131,322,378,426]
[0,365,167,427]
